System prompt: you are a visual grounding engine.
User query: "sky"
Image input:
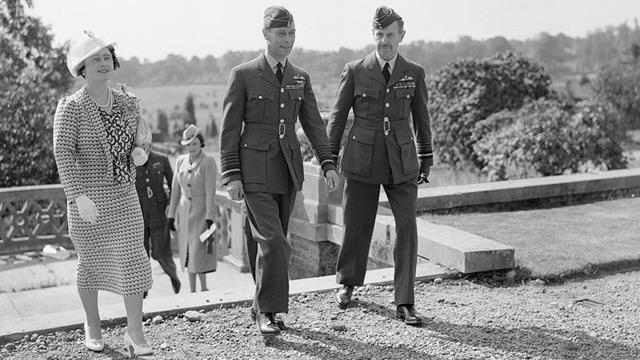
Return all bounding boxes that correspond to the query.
[27,0,640,62]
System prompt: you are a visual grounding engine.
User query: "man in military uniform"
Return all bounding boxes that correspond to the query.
[219,6,340,336]
[327,6,433,326]
[135,150,181,294]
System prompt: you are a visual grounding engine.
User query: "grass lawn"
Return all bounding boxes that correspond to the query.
[420,196,640,279]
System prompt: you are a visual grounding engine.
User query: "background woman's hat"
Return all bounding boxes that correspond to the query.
[181,124,202,145]
[66,30,116,77]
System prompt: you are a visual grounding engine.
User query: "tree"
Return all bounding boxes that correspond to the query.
[208,114,218,138]
[157,109,169,135]
[184,94,196,125]
[0,0,75,187]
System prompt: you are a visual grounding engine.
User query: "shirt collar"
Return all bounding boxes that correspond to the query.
[375,51,397,73]
[264,50,287,73]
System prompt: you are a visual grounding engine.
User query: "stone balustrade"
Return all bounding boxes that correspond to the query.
[0,185,252,274]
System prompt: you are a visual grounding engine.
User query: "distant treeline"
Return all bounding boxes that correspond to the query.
[112,21,640,86]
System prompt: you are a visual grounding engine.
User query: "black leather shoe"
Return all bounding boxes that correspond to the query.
[255,312,281,335]
[171,278,181,294]
[335,285,354,308]
[396,305,423,326]
[250,308,285,330]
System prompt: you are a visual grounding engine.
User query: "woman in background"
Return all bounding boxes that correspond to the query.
[168,124,218,292]
[53,30,153,357]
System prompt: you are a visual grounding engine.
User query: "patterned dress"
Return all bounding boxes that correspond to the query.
[53,87,152,296]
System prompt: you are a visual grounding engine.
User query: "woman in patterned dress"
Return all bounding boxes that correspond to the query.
[168,125,218,293]
[52,31,153,356]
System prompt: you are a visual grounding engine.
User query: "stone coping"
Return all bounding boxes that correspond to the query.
[378,168,640,212]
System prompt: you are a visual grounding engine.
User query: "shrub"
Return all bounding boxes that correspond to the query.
[473,99,627,181]
[592,63,640,129]
[428,52,551,168]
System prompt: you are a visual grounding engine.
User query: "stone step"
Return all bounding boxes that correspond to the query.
[416,220,515,274]
[0,262,450,341]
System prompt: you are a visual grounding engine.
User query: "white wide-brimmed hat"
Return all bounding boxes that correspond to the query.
[181,124,202,145]
[66,30,116,77]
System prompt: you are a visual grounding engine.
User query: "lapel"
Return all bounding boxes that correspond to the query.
[387,54,410,87]
[179,152,203,173]
[256,54,281,89]
[364,52,386,87]
[81,88,114,168]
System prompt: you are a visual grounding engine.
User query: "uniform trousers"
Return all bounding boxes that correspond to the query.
[336,177,418,305]
[244,183,296,314]
[143,224,179,282]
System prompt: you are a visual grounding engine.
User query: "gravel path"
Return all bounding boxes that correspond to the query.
[3,270,639,360]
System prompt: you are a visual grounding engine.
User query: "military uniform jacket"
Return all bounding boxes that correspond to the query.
[135,151,173,228]
[220,54,335,194]
[327,52,433,185]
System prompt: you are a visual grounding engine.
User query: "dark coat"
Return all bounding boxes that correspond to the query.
[219,54,335,193]
[327,52,433,185]
[135,151,173,228]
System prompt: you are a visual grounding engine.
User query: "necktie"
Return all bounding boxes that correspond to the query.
[276,62,283,84]
[383,62,391,84]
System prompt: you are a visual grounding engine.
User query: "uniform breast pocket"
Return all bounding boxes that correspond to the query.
[353,87,379,116]
[341,126,375,176]
[240,139,270,184]
[394,127,419,176]
[288,89,305,116]
[395,88,414,119]
[247,91,275,120]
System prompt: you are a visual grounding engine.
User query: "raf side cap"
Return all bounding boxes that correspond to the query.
[373,6,402,30]
[263,6,293,29]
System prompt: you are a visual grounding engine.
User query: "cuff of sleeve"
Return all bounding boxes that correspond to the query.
[221,174,242,186]
[321,163,337,176]
[419,157,433,172]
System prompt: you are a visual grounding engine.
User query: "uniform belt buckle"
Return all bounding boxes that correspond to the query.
[279,123,286,139]
[383,119,390,136]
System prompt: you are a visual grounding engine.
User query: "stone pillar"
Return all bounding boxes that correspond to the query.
[288,162,344,279]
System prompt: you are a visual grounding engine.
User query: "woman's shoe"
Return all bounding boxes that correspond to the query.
[123,331,153,357]
[83,322,104,352]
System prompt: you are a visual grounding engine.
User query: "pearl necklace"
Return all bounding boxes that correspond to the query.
[87,87,113,112]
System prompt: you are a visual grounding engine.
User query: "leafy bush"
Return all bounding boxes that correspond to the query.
[592,63,640,129]
[428,52,551,168]
[473,99,628,181]
[0,1,74,187]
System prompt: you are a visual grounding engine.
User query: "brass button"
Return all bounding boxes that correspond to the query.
[384,117,389,121]
[280,119,285,123]
[363,93,367,98]
[386,89,390,93]
[406,94,410,98]
[385,103,390,108]
[280,103,285,108]
[281,88,285,93]
[258,95,263,100]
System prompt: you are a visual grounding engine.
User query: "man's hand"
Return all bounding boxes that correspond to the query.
[227,180,244,201]
[418,166,430,185]
[324,169,340,192]
[75,194,98,224]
